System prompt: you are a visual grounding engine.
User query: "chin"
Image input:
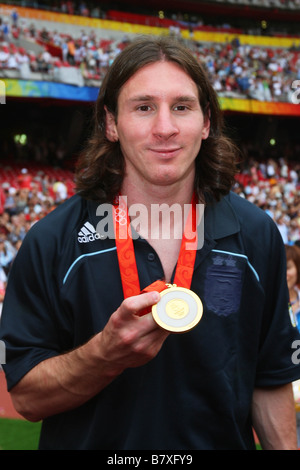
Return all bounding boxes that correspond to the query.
[153,169,181,183]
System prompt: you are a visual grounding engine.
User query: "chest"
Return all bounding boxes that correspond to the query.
[147,237,182,282]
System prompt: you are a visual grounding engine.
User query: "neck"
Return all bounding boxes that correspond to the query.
[121,178,195,210]
[120,178,196,243]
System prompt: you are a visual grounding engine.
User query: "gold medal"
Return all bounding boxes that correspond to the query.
[152,285,203,333]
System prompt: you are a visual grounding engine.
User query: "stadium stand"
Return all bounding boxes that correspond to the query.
[1,1,300,102]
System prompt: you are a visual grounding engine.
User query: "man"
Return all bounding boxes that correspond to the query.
[1,36,300,450]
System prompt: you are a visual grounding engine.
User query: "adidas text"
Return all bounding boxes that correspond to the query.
[78,232,101,243]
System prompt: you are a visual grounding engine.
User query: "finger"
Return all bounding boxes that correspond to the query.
[129,321,170,360]
[120,291,161,318]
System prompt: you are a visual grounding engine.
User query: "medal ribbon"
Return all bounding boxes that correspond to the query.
[113,193,198,313]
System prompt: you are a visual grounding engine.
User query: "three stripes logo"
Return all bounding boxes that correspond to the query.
[78,222,101,243]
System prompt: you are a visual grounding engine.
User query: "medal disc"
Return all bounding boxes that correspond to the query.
[152,286,203,333]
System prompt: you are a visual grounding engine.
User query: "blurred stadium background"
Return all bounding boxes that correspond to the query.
[0,0,300,449]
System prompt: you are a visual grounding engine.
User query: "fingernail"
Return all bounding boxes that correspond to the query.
[151,291,160,303]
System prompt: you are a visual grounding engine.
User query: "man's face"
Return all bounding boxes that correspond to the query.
[106,61,210,190]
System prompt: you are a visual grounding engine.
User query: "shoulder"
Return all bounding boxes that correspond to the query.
[9,195,97,285]
[225,192,285,266]
[19,195,93,257]
[25,195,86,240]
[226,191,270,222]
[226,191,279,236]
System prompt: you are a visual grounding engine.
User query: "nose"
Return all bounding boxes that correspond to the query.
[152,106,179,140]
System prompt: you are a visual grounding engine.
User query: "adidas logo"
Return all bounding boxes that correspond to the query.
[78,222,101,243]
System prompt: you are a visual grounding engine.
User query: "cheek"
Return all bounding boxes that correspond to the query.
[189,129,204,153]
[117,121,147,148]
[287,268,297,283]
[189,119,207,139]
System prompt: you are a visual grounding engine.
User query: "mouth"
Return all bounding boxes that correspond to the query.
[149,147,181,157]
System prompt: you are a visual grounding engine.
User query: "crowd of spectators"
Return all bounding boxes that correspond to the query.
[233,155,300,244]
[213,0,300,9]
[1,12,300,102]
[0,11,130,81]
[3,0,300,18]
[190,39,300,102]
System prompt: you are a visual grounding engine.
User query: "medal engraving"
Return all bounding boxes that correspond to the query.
[165,298,189,319]
[152,285,203,333]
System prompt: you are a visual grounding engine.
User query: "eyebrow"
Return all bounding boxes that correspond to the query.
[128,95,198,103]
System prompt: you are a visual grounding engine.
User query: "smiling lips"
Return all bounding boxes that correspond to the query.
[149,147,181,156]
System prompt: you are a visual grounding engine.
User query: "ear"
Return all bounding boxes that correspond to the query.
[104,106,119,142]
[202,106,211,140]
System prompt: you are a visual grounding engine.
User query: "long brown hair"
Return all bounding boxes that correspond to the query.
[75,36,239,203]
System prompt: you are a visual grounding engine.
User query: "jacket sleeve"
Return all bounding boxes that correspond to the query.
[0,220,68,391]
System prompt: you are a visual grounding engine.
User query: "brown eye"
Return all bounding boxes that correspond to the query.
[137,105,151,112]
